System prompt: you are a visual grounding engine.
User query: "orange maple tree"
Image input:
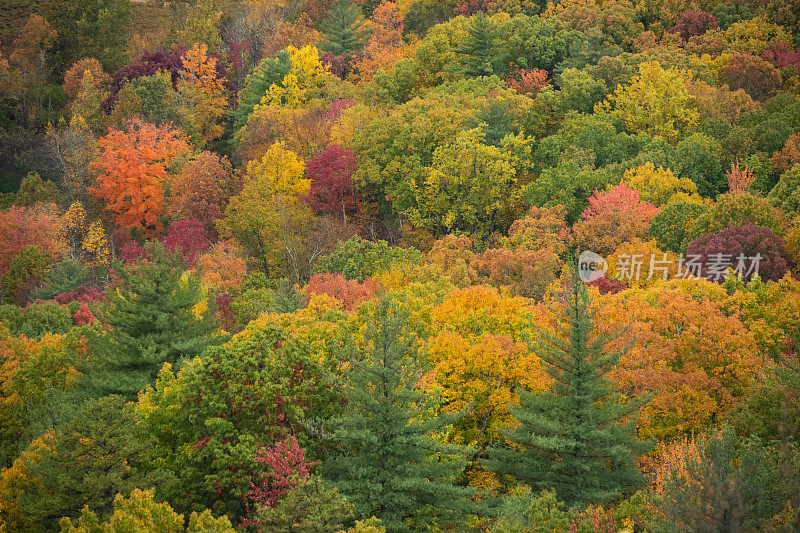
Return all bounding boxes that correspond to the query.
[90,119,190,235]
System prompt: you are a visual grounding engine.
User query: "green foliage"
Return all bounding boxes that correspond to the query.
[731,359,800,443]
[58,487,235,533]
[1,396,149,531]
[768,163,800,217]
[654,428,800,532]
[15,172,59,206]
[486,269,650,507]
[314,237,423,281]
[248,476,353,532]
[522,161,615,223]
[80,242,223,400]
[32,259,89,301]
[689,192,781,241]
[323,297,474,531]
[318,0,371,56]
[2,245,54,305]
[491,488,572,533]
[233,50,292,131]
[649,202,709,253]
[4,301,74,339]
[457,12,502,77]
[134,321,345,519]
[43,0,132,72]
[672,133,725,196]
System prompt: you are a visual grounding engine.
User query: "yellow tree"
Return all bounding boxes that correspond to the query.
[258,45,329,108]
[427,285,550,489]
[621,161,704,206]
[596,61,699,142]
[244,141,310,196]
[178,43,229,146]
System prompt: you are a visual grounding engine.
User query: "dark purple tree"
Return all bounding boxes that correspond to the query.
[686,223,789,282]
[320,52,353,79]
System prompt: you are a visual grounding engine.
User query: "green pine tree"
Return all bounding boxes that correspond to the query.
[82,242,224,400]
[4,396,150,531]
[486,266,650,508]
[273,277,306,314]
[456,11,502,77]
[317,0,371,56]
[323,297,474,532]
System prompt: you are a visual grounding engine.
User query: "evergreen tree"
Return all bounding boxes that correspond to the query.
[323,297,474,532]
[317,0,371,56]
[2,396,150,531]
[457,11,502,77]
[273,277,306,314]
[82,242,224,400]
[486,266,650,508]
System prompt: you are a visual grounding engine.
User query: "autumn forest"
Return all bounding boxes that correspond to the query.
[0,0,800,530]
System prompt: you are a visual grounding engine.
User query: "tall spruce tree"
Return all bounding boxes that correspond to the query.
[317,0,371,56]
[322,297,474,532]
[81,242,224,400]
[457,11,502,77]
[486,266,650,508]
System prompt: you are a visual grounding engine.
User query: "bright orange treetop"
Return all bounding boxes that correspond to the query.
[91,119,190,235]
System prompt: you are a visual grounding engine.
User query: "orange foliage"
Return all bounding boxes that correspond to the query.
[598,283,760,439]
[726,161,756,193]
[305,273,382,311]
[63,58,108,100]
[90,119,190,235]
[0,206,65,272]
[352,1,406,83]
[198,240,248,291]
[770,133,800,174]
[468,246,561,300]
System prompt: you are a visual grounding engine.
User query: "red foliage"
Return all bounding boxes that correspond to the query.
[580,184,659,221]
[72,302,97,326]
[161,219,210,267]
[686,223,789,282]
[119,241,148,264]
[509,68,550,97]
[303,145,359,222]
[720,53,782,101]
[241,436,317,527]
[0,206,63,273]
[454,0,489,15]
[326,98,355,122]
[215,291,235,331]
[669,11,718,40]
[306,273,382,311]
[587,275,626,295]
[761,42,800,71]
[54,286,103,305]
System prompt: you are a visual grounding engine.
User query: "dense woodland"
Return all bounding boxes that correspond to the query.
[1,0,800,530]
